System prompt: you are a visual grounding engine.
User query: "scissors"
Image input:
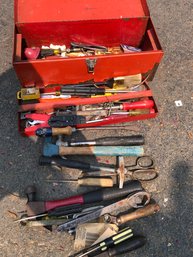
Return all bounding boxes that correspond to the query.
[83,156,158,187]
[123,156,158,181]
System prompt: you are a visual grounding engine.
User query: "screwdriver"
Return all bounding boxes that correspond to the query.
[96,235,146,257]
[15,203,84,223]
[46,177,114,187]
[84,99,154,111]
[69,227,133,257]
[35,125,140,137]
[60,86,138,96]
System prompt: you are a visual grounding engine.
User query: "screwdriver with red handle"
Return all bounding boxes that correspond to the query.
[84,99,154,111]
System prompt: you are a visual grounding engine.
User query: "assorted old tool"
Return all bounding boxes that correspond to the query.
[11,0,164,255]
[96,235,146,257]
[85,156,157,180]
[21,98,154,135]
[70,233,146,257]
[39,155,158,189]
[57,191,151,232]
[57,135,145,147]
[36,124,140,137]
[24,42,142,61]
[103,203,160,226]
[82,99,154,111]
[39,156,117,172]
[43,140,144,157]
[46,176,114,187]
[69,227,134,257]
[23,181,144,216]
[16,204,104,223]
[17,74,143,101]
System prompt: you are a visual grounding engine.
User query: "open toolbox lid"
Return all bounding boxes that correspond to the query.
[14,0,150,48]
[15,0,150,24]
[13,0,163,87]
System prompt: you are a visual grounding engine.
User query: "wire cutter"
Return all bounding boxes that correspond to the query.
[23,113,51,134]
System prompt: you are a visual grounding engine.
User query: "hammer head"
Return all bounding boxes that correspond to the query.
[43,142,59,157]
[24,185,46,216]
[26,202,46,216]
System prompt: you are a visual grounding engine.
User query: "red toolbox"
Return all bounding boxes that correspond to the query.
[13,0,163,136]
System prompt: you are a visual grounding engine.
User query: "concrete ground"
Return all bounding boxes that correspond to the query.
[0,0,193,256]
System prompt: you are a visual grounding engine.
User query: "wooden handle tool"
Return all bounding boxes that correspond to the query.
[36,126,73,137]
[116,203,160,225]
[46,177,114,187]
[104,203,160,225]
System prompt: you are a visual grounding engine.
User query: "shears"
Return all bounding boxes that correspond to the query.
[85,156,158,188]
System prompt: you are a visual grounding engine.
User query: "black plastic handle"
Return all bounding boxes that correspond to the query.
[61,79,114,89]
[39,156,103,171]
[68,136,145,146]
[83,180,143,204]
[96,236,146,257]
[96,136,144,146]
[61,86,105,95]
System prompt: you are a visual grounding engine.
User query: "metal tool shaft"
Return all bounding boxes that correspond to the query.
[57,191,150,231]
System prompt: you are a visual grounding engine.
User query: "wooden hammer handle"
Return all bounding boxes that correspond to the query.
[59,146,144,156]
[59,146,95,155]
[117,203,160,225]
[52,126,72,136]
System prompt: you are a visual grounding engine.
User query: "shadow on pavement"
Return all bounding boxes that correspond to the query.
[0,67,99,206]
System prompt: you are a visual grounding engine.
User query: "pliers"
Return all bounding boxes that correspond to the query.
[22,113,87,135]
[23,113,51,134]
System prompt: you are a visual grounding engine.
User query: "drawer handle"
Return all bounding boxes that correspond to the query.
[86,58,97,73]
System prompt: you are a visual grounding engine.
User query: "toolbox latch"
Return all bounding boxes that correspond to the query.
[86,59,97,73]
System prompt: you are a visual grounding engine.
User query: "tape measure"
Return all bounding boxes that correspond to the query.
[17,88,40,100]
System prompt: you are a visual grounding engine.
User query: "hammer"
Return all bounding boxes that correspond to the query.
[24,181,143,216]
[43,143,144,157]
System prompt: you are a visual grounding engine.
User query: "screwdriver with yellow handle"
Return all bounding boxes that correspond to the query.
[46,176,114,187]
[96,235,146,257]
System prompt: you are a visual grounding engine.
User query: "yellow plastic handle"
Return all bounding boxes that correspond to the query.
[17,91,22,100]
[78,177,113,187]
